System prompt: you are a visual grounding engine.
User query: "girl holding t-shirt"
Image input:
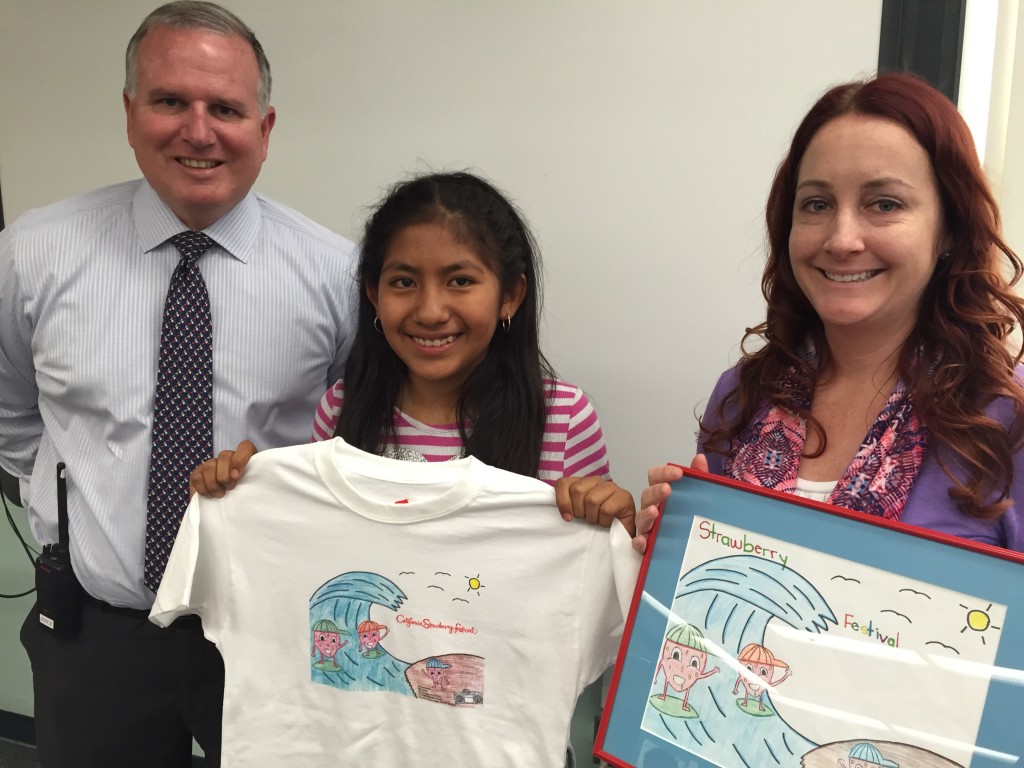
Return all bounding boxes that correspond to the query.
[191,171,636,532]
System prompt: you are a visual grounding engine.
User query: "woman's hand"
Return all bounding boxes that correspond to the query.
[189,440,258,498]
[633,455,708,554]
[555,476,637,536]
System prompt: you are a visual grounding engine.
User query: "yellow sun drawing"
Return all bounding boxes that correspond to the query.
[960,603,1001,645]
[466,574,485,594]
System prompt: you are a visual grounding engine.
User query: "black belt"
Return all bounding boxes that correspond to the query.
[83,593,200,628]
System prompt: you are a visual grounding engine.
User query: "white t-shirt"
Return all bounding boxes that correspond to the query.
[793,476,838,503]
[151,438,638,767]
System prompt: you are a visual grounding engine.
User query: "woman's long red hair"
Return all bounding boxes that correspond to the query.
[704,72,1024,519]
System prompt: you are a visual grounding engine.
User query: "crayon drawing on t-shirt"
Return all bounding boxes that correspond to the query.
[308,569,486,708]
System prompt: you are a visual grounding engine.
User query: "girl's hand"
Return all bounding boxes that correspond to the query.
[555,476,637,536]
[189,440,258,498]
[633,455,708,554]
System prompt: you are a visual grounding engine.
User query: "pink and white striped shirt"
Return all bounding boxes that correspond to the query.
[311,378,611,484]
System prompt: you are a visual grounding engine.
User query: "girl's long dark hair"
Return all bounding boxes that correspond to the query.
[337,171,554,477]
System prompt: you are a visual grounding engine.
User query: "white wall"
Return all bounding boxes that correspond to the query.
[0,0,882,720]
[998,0,1024,254]
[0,0,883,492]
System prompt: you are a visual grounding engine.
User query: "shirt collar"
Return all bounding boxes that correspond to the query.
[132,179,260,264]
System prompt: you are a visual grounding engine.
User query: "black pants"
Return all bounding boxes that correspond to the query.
[21,598,223,768]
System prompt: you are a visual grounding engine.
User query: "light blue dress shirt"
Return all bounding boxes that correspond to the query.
[0,180,358,608]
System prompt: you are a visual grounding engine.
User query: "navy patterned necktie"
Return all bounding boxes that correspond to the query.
[145,231,215,592]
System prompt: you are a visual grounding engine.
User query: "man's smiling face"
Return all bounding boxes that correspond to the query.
[124,24,275,230]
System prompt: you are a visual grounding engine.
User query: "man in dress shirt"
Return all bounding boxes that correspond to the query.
[0,2,357,765]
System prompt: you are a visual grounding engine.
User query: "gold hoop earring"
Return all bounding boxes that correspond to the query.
[373,315,383,334]
[501,313,511,333]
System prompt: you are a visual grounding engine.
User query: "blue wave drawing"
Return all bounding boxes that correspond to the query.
[643,555,837,768]
[309,571,412,695]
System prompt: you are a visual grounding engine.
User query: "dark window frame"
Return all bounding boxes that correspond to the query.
[879,0,967,103]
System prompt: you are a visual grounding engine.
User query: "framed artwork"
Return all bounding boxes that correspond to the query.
[595,467,1024,768]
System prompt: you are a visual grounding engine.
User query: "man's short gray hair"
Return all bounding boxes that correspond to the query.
[124,1,272,115]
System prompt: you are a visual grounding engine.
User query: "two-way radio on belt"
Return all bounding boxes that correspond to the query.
[35,462,83,638]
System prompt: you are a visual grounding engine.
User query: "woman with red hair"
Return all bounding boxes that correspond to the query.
[640,72,1024,552]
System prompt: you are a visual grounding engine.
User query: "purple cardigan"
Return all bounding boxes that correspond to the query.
[698,365,1024,553]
